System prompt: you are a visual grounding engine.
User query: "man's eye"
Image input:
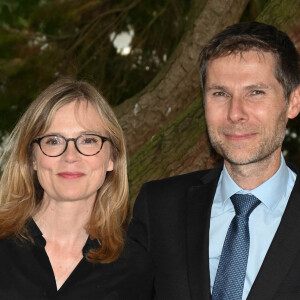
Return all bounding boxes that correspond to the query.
[213,91,226,97]
[252,90,264,95]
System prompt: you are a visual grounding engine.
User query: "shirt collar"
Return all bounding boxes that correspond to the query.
[26,218,46,248]
[26,218,101,254]
[219,154,289,210]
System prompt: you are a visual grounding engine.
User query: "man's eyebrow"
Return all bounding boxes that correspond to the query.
[206,84,270,92]
[206,85,227,91]
[244,84,270,90]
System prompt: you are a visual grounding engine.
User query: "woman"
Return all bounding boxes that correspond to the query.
[0,78,153,299]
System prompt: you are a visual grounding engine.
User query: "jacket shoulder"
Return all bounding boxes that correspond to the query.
[140,166,222,195]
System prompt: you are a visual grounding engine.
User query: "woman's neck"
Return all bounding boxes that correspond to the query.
[33,195,94,244]
[33,196,95,290]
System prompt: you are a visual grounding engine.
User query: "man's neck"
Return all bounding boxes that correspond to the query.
[224,150,282,190]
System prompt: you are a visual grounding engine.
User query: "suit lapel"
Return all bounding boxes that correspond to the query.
[248,173,300,300]
[186,167,221,300]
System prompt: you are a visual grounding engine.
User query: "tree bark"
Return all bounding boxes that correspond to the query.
[114,0,251,156]
[128,97,222,201]
[257,0,300,56]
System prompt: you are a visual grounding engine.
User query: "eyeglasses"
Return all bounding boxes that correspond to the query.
[32,134,110,157]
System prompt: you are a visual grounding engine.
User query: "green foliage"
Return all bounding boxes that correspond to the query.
[0,0,190,132]
[0,0,46,30]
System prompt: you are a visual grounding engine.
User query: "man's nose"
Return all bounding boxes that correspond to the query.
[227,96,249,123]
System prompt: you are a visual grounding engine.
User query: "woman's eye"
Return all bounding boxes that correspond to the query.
[45,137,61,145]
[82,138,98,144]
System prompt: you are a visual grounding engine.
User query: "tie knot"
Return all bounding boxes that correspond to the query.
[230,194,261,217]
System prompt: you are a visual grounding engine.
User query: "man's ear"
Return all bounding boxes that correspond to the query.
[287,85,300,119]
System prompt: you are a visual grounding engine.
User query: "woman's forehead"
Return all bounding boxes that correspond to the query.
[44,100,106,135]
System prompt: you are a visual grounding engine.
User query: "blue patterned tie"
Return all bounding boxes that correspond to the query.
[212,194,261,300]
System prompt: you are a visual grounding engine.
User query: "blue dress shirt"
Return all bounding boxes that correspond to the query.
[209,155,296,300]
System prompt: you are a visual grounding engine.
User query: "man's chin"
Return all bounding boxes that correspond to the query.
[222,149,278,167]
[224,157,258,166]
[216,148,262,166]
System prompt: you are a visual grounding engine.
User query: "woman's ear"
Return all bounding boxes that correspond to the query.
[107,158,114,172]
[32,156,37,171]
[287,85,300,119]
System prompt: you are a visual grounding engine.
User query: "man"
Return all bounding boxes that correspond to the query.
[128,21,300,300]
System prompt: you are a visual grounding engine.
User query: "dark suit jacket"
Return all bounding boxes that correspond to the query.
[128,164,300,300]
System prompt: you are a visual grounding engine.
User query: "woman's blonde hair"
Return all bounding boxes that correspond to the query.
[0,78,129,263]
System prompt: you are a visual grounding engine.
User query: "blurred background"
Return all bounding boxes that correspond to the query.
[0,0,300,204]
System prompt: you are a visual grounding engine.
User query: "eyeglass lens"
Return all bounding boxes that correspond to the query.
[39,135,103,156]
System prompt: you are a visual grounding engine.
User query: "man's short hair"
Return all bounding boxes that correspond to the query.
[199,21,300,101]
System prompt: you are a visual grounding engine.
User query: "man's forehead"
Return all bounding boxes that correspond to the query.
[208,49,275,67]
[205,50,277,84]
[204,50,283,95]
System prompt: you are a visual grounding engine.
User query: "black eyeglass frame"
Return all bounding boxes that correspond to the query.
[32,134,111,157]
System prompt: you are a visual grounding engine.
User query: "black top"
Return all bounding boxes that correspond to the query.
[0,220,153,300]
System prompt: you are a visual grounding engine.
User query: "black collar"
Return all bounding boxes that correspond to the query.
[25,218,101,254]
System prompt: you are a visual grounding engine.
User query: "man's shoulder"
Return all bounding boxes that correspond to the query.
[141,165,222,193]
[286,161,300,174]
[133,166,222,216]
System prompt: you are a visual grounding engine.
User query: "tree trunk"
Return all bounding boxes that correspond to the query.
[114,0,251,156]
[128,97,222,201]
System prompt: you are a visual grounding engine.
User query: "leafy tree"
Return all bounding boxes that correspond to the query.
[0,0,189,129]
